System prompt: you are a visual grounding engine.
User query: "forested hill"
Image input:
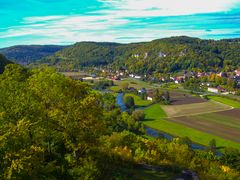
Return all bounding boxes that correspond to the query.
[40,42,139,70]
[0,45,67,65]
[0,54,12,73]
[40,36,240,73]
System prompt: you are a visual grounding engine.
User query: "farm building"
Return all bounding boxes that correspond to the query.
[235,69,240,76]
[147,90,154,101]
[208,87,218,93]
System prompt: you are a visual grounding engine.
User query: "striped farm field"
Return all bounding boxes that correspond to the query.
[168,109,240,143]
[143,99,240,149]
[208,96,240,108]
[161,101,232,118]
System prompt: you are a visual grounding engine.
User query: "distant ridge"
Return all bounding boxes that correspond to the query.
[0,45,67,65]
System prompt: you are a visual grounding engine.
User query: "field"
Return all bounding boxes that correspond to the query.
[143,94,240,149]
[168,109,240,142]
[169,91,206,105]
[162,101,232,117]
[208,96,240,108]
[143,104,240,149]
[60,71,89,77]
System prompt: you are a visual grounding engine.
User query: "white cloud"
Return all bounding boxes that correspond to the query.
[23,16,67,23]
[98,0,238,17]
[1,0,239,47]
[0,14,132,44]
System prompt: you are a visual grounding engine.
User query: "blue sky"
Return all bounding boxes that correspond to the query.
[1,0,240,48]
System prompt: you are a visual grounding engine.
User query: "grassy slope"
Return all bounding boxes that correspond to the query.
[143,104,240,149]
[208,96,240,108]
[110,78,154,92]
[124,93,152,107]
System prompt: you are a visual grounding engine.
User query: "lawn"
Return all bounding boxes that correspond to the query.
[208,96,240,108]
[124,93,152,107]
[111,78,154,92]
[143,104,240,149]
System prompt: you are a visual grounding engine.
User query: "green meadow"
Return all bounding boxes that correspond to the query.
[143,104,240,149]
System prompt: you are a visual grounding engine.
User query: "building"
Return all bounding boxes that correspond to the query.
[134,76,141,79]
[147,96,153,101]
[208,87,218,93]
[217,72,227,78]
[175,76,184,84]
[235,69,240,76]
[138,88,146,94]
[146,90,155,101]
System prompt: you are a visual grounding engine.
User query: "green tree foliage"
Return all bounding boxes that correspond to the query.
[41,37,240,74]
[153,89,163,103]
[124,96,135,109]
[208,139,217,154]
[93,80,113,90]
[132,110,145,121]
[0,64,239,179]
[0,54,12,74]
[220,148,240,171]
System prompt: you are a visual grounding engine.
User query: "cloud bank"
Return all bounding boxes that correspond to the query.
[1,0,240,47]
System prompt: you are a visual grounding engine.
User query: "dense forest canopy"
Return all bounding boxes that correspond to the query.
[39,36,240,73]
[0,54,12,74]
[0,64,239,179]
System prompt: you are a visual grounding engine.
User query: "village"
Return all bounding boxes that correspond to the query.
[81,67,240,95]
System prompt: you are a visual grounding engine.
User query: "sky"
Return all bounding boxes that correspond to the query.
[1,0,240,48]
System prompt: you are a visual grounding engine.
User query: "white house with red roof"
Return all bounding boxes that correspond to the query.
[235,69,240,76]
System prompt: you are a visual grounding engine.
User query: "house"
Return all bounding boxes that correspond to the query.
[146,90,155,101]
[128,87,137,92]
[138,88,146,94]
[91,74,97,78]
[133,54,140,58]
[217,72,227,78]
[134,76,141,79]
[197,72,206,77]
[159,51,167,58]
[175,76,184,84]
[208,87,218,93]
[217,86,227,93]
[147,96,153,101]
[235,69,240,76]
[235,76,240,87]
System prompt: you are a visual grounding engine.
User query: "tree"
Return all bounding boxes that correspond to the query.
[124,96,135,109]
[208,139,217,154]
[153,89,163,103]
[140,92,147,100]
[0,65,105,179]
[132,110,145,121]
